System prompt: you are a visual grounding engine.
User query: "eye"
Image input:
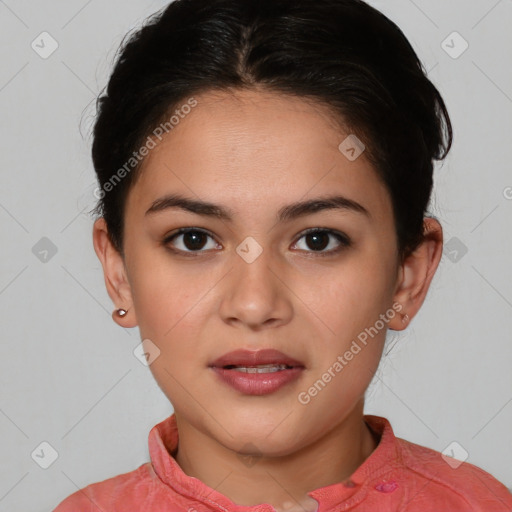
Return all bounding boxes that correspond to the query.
[163,228,220,254]
[292,228,351,255]
[163,227,351,257]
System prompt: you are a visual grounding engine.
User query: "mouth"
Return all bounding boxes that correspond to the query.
[209,349,305,395]
[209,348,305,370]
[222,363,297,373]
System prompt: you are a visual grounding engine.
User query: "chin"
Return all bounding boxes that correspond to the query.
[220,424,304,457]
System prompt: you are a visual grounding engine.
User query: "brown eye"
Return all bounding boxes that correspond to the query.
[164,228,219,253]
[293,229,351,255]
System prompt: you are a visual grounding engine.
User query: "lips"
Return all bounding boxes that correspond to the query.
[209,348,305,369]
[209,348,305,395]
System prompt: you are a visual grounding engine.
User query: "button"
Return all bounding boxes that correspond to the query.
[375,480,398,493]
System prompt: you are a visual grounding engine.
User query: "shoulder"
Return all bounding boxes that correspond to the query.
[395,436,512,510]
[53,463,154,511]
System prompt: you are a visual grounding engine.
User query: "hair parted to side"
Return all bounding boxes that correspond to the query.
[90,0,452,263]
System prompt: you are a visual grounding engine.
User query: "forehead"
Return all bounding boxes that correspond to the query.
[125,88,392,223]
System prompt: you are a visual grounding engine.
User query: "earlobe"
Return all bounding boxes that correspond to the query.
[388,217,443,331]
[92,218,138,328]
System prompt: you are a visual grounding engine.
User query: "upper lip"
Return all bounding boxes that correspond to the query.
[209,349,305,368]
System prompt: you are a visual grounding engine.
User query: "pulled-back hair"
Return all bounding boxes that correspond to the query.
[91,0,452,262]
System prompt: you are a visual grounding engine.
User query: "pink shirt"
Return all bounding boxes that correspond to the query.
[54,414,512,511]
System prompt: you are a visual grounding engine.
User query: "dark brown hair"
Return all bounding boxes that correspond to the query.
[90,0,452,262]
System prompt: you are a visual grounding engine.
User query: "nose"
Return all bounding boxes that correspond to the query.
[218,244,294,331]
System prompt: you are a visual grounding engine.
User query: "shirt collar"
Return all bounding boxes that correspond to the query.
[148,413,400,511]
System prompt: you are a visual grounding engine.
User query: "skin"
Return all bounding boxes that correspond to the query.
[93,87,443,512]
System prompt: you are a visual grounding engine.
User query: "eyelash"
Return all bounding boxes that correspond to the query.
[162,227,351,258]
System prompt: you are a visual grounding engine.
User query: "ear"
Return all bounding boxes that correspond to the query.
[92,218,138,328]
[388,217,443,331]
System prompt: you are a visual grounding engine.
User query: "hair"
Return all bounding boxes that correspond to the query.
[90,0,452,263]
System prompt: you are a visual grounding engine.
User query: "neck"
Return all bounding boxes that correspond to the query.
[173,401,378,512]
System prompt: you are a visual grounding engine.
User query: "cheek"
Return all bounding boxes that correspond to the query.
[295,256,394,379]
[134,285,206,348]
[126,244,207,335]
[308,264,391,332]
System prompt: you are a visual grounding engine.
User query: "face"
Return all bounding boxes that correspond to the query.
[96,88,413,456]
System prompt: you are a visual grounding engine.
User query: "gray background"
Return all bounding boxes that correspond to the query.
[0,0,511,510]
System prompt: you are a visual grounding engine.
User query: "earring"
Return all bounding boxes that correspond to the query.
[402,313,409,325]
[115,308,128,317]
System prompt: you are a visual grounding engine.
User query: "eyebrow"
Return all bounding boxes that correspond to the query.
[145,193,371,222]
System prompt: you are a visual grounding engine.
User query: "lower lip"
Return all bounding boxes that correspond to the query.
[211,367,304,395]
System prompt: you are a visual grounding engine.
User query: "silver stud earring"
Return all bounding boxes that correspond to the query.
[116,308,128,317]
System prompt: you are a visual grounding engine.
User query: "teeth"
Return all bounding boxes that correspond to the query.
[228,364,291,373]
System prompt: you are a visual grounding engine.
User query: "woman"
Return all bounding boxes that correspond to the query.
[54,0,512,510]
